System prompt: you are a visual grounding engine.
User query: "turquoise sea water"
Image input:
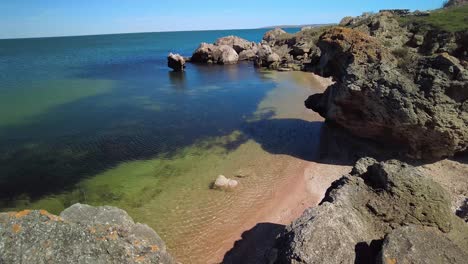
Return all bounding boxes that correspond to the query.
[0,28,300,208]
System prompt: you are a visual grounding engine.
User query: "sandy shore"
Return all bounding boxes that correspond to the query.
[203,73,352,263]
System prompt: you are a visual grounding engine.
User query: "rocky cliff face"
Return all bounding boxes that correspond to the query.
[275,158,468,264]
[305,25,468,159]
[0,204,174,264]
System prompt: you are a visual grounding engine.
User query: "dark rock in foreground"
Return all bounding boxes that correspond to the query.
[167,53,186,72]
[305,27,468,159]
[275,158,468,264]
[0,204,174,264]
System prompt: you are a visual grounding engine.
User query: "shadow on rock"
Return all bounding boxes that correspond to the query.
[222,222,285,264]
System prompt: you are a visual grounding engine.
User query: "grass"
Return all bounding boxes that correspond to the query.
[399,4,468,32]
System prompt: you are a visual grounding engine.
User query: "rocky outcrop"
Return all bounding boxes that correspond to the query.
[0,204,174,264]
[191,43,239,64]
[263,28,288,43]
[275,158,468,264]
[444,0,468,8]
[215,35,257,54]
[167,53,186,72]
[305,27,468,159]
[380,225,467,264]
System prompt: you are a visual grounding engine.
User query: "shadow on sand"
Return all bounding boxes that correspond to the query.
[222,223,285,264]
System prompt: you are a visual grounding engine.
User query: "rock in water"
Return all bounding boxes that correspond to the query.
[212,45,239,65]
[214,35,256,54]
[213,175,238,190]
[305,27,468,159]
[0,204,174,264]
[275,158,468,264]
[191,43,239,65]
[167,52,186,72]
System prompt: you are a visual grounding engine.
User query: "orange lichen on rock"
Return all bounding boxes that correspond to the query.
[385,258,397,264]
[12,224,22,233]
[150,245,159,252]
[39,209,63,222]
[14,210,31,218]
[319,27,394,64]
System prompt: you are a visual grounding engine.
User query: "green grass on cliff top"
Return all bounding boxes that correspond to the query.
[399,4,468,32]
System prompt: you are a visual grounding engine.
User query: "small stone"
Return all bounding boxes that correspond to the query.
[212,175,238,190]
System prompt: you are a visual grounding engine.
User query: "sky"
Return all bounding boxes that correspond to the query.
[1,0,445,39]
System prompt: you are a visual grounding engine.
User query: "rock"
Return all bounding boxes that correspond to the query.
[444,0,468,8]
[213,175,238,190]
[167,53,186,72]
[212,45,239,64]
[263,28,288,43]
[380,226,468,264]
[215,36,256,54]
[0,204,174,264]
[191,43,239,65]
[239,48,258,61]
[191,42,217,64]
[275,158,468,264]
[339,16,353,26]
[306,27,468,159]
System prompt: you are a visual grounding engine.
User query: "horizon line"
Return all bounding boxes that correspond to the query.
[0,23,335,41]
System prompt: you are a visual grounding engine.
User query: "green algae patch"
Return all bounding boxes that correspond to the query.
[0,79,114,127]
[4,131,246,215]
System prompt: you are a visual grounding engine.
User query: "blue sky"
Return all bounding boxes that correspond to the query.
[2,0,444,39]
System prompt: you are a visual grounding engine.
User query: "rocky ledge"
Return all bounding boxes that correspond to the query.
[305,8,468,160]
[275,158,468,264]
[0,204,174,264]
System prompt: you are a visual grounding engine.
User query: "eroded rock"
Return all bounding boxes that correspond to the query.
[306,27,468,159]
[275,158,468,264]
[167,53,186,72]
[0,204,174,264]
[213,175,239,190]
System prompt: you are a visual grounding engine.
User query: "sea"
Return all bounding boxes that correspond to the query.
[0,28,327,262]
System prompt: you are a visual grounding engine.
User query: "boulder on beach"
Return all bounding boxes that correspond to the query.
[167,53,186,72]
[275,158,468,263]
[0,203,174,264]
[212,175,238,190]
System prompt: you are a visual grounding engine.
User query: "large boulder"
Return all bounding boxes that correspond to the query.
[305,27,468,159]
[191,43,239,64]
[263,28,288,43]
[191,42,218,63]
[167,53,186,72]
[254,44,281,69]
[212,45,239,64]
[275,158,468,264]
[214,35,256,54]
[0,204,174,264]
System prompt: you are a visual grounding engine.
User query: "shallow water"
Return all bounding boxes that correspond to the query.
[0,28,330,262]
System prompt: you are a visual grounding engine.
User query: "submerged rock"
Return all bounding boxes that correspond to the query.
[305,27,468,159]
[0,204,174,264]
[213,175,239,190]
[275,158,468,264]
[167,53,186,72]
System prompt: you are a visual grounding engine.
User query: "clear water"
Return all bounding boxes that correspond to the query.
[0,28,301,203]
[0,28,323,262]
